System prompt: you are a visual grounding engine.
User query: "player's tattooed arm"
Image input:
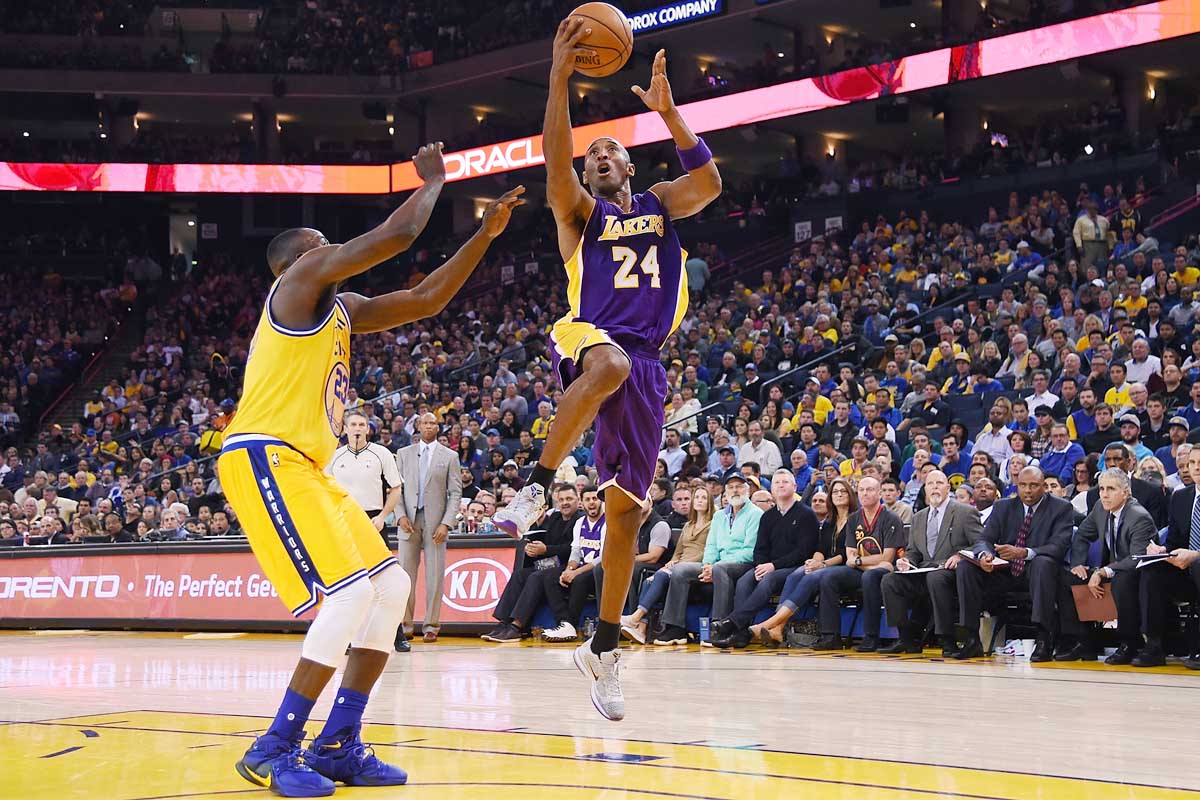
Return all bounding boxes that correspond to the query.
[636,50,722,220]
[339,187,525,333]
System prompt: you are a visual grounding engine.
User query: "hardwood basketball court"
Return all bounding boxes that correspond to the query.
[1,631,1194,799]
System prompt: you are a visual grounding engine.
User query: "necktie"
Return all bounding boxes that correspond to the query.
[417,444,430,509]
[1010,506,1033,577]
[927,507,940,556]
[1190,492,1200,552]
[1106,512,1117,558]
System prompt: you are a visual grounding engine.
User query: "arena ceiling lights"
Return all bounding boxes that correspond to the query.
[0,0,1196,194]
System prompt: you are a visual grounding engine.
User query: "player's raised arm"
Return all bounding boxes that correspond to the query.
[340,186,526,333]
[544,18,596,227]
[292,143,448,289]
[636,50,722,220]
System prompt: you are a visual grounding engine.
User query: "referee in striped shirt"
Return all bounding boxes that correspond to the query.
[326,409,403,538]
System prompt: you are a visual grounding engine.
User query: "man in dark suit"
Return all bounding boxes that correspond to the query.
[953,466,1075,662]
[880,470,983,656]
[813,476,905,651]
[1058,468,1157,665]
[1085,443,1167,528]
[1138,447,1200,668]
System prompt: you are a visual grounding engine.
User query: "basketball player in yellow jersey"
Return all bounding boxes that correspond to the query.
[219,142,524,797]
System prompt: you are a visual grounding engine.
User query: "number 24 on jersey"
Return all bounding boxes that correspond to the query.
[612,245,660,290]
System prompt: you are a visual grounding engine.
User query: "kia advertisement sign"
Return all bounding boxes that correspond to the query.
[0,544,517,628]
[424,557,512,614]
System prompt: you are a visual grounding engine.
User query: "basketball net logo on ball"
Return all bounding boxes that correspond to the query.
[570,2,634,77]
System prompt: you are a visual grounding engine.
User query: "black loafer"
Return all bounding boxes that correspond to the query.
[1029,639,1054,663]
[879,639,921,654]
[1104,643,1136,665]
[811,635,843,651]
[1053,642,1095,662]
[953,636,984,660]
[1132,646,1166,668]
[853,635,880,653]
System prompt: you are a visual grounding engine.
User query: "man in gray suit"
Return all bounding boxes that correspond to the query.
[395,412,462,646]
[1057,467,1156,665]
[880,470,982,656]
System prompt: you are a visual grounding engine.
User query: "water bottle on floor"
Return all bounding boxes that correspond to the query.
[699,617,710,644]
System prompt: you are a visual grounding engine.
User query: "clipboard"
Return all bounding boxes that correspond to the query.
[1133,553,1173,569]
[1071,584,1118,622]
[958,549,1009,567]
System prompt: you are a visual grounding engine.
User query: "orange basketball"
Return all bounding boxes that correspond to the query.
[569,2,633,78]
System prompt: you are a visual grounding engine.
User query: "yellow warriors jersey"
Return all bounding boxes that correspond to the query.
[223,279,351,468]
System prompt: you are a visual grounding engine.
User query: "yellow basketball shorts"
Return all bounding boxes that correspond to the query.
[217,434,396,616]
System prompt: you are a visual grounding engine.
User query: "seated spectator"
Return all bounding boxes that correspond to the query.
[711,470,821,648]
[620,488,714,644]
[1142,447,1200,670]
[529,401,555,441]
[538,487,607,643]
[880,470,982,654]
[0,519,21,546]
[1057,468,1156,665]
[150,508,187,541]
[812,477,905,651]
[653,474,762,645]
[483,485,583,643]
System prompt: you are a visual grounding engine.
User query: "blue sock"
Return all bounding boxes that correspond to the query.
[268,688,316,741]
[319,688,369,739]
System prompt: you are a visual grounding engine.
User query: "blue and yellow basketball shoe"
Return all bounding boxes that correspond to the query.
[236,731,336,797]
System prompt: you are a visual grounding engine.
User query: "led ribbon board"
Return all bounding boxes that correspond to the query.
[1,0,1195,193]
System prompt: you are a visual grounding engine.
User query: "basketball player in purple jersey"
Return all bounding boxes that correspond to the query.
[494,18,720,720]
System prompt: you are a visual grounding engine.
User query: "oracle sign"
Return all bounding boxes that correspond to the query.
[4,0,1196,194]
[440,557,512,613]
[443,139,544,181]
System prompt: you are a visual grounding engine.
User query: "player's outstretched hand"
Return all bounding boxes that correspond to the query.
[481,186,526,238]
[551,17,596,79]
[632,49,674,113]
[414,142,445,182]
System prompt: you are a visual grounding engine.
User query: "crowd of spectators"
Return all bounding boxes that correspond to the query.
[0,275,124,451]
[0,0,1160,89]
[2,151,1199,663]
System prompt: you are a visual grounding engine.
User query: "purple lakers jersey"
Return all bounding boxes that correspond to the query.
[558,190,688,356]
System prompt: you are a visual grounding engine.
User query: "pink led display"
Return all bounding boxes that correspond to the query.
[1,0,1195,194]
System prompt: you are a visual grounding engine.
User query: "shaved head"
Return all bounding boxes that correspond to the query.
[587,136,628,158]
[267,227,329,276]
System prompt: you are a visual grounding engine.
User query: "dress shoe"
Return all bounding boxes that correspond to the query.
[878,638,921,655]
[394,631,410,653]
[1053,642,1095,662]
[710,618,737,641]
[853,635,880,653]
[1029,638,1054,663]
[940,636,960,659]
[727,629,753,649]
[953,636,984,660]
[423,631,438,644]
[811,635,843,651]
[1132,645,1166,668]
[1184,654,1200,671]
[1104,643,1137,665]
